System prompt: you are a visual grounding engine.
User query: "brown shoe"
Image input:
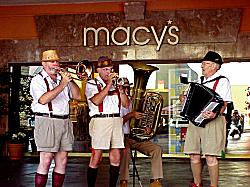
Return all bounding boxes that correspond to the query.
[120,180,128,187]
[150,179,163,187]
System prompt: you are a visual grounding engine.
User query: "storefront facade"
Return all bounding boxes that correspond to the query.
[0,0,250,154]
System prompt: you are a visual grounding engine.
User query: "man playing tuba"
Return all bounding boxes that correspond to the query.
[119,77,164,187]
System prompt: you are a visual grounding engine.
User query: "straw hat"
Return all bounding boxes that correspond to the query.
[41,50,59,62]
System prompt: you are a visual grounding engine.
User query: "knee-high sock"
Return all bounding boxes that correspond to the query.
[109,165,120,187]
[87,167,98,187]
[191,162,202,185]
[52,171,65,187]
[35,172,48,187]
[208,165,219,187]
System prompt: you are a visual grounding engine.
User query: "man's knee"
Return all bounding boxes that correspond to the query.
[156,145,163,153]
[40,153,53,165]
[90,149,103,167]
[109,149,121,166]
[190,154,201,164]
[151,144,163,156]
[206,156,218,166]
[110,155,120,166]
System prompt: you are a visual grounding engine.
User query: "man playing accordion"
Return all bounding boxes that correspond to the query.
[184,51,232,187]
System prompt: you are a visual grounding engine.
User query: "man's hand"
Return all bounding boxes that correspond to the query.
[107,72,118,85]
[60,70,72,86]
[144,126,152,135]
[202,111,216,119]
[130,111,152,134]
[131,111,144,119]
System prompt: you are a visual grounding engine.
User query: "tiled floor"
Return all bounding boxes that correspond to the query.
[0,127,250,187]
[0,157,250,187]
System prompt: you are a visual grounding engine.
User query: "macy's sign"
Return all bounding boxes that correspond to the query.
[83,22,179,51]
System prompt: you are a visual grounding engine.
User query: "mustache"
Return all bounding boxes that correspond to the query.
[48,67,60,74]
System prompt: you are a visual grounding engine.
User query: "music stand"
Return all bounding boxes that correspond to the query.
[131,149,143,187]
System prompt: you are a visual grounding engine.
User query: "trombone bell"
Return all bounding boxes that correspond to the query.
[60,60,93,81]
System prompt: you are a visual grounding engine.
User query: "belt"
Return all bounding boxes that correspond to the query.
[124,134,130,138]
[108,90,119,95]
[92,113,120,118]
[35,113,69,119]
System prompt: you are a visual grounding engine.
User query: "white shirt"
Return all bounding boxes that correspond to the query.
[30,70,71,115]
[199,72,232,113]
[85,76,120,117]
[120,102,132,134]
[199,72,232,102]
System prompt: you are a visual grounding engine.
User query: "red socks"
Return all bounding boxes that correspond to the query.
[52,171,65,187]
[35,172,48,187]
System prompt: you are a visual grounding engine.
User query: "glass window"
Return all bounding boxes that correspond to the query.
[119,62,250,154]
[9,62,250,154]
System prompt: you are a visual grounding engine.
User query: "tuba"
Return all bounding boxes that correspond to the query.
[129,62,163,142]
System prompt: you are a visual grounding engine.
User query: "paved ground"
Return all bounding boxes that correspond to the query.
[0,126,249,187]
[0,157,249,187]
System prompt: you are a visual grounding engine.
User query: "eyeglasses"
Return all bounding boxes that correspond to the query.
[201,61,214,66]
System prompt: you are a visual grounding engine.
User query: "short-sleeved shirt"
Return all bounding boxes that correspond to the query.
[86,76,124,149]
[30,70,71,115]
[85,76,120,116]
[199,72,232,102]
[120,102,132,135]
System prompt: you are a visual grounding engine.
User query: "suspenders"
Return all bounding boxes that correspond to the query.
[96,81,104,112]
[94,78,121,113]
[213,79,219,91]
[39,73,53,112]
[37,73,71,118]
[200,75,226,91]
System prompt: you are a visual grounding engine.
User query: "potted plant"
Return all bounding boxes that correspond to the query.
[0,94,8,133]
[0,95,8,116]
[6,131,27,160]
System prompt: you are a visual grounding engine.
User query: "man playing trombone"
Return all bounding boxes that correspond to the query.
[30,49,81,187]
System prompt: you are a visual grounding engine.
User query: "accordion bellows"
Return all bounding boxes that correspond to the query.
[180,83,224,127]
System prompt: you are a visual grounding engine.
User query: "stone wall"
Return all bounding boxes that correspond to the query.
[0,8,250,68]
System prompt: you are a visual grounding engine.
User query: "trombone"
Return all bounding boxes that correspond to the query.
[59,60,93,81]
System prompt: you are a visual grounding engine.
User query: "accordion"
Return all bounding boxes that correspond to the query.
[180,82,224,127]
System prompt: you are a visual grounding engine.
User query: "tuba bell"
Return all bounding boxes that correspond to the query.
[129,62,163,142]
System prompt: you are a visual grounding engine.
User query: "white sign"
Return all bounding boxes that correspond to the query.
[83,21,179,51]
